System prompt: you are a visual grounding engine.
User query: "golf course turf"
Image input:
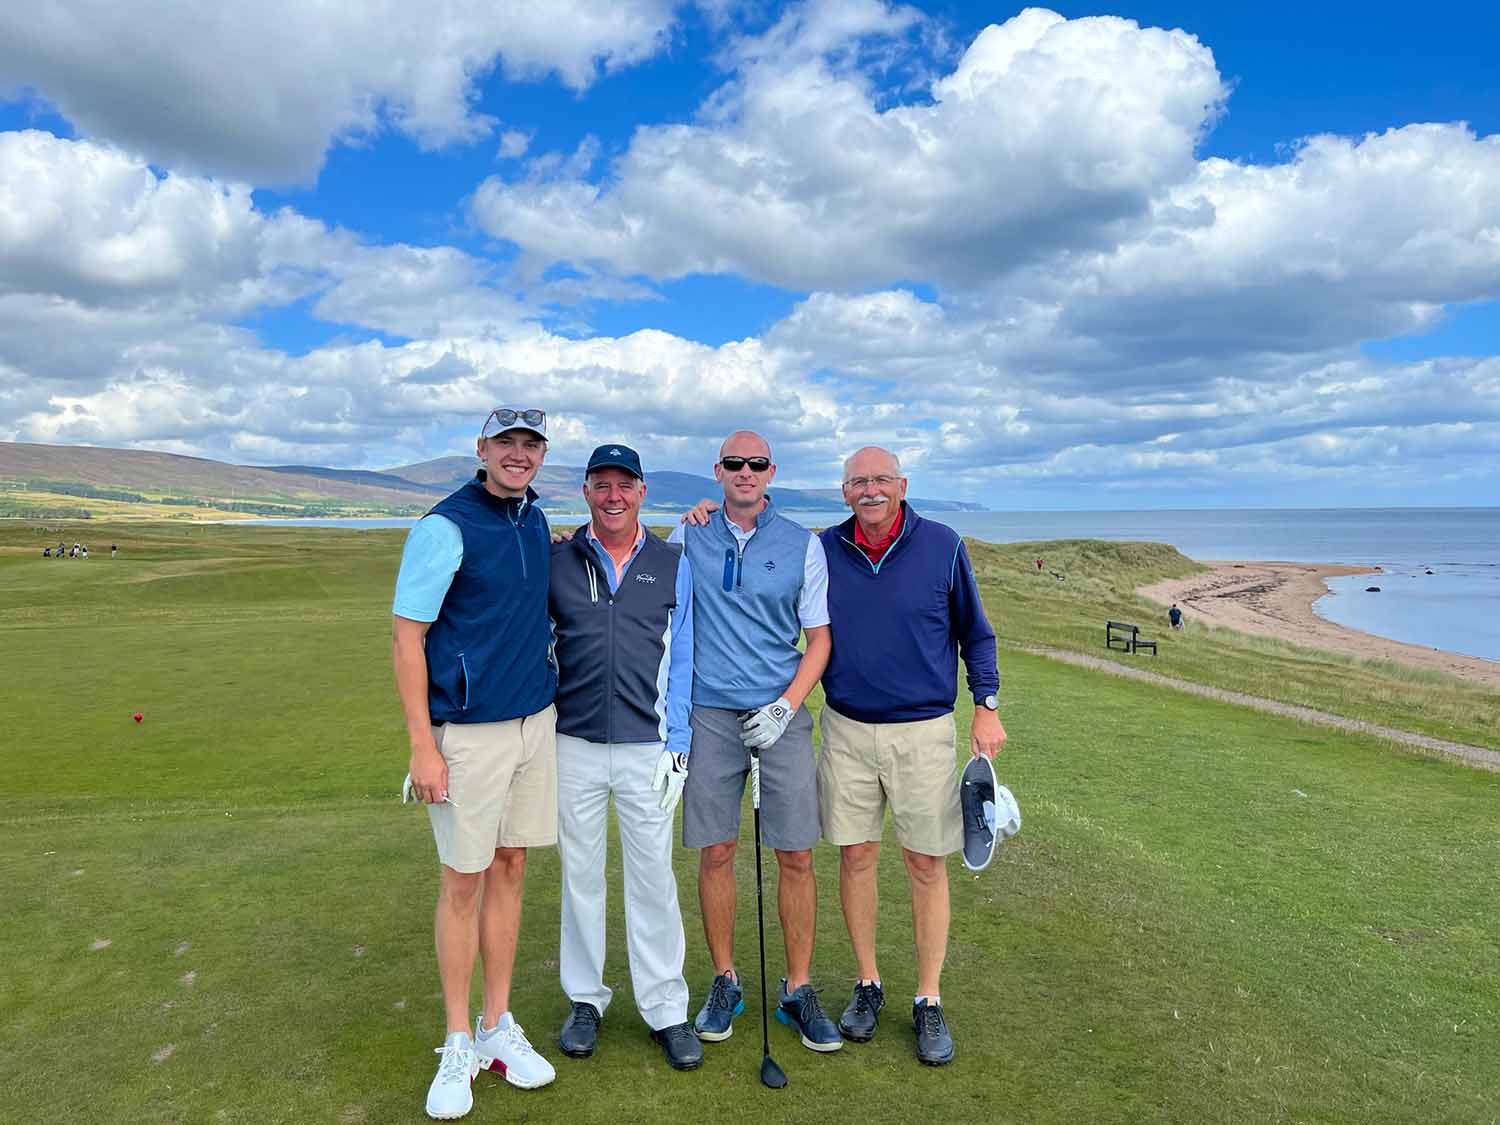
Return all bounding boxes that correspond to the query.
[2,521,1496,1123]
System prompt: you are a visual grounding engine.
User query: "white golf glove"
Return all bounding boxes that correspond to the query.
[741,696,795,751]
[651,750,689,813]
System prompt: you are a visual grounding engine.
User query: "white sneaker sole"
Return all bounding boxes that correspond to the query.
[478,1056,555,1089]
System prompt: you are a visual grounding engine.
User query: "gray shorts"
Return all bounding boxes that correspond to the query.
[682,706,819,852]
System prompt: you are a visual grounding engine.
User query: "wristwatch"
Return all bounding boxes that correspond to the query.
[979,694,998,711]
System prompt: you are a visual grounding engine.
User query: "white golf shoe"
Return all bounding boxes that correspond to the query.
[474,1013,557,1089]
[425,1031,479,1120]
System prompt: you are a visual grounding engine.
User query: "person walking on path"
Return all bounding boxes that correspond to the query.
[817,446,1004,1066]
[392,407,559,1119]
[671,431,841,1053]
[548,443,703,1071]
[1169,604,1185,630]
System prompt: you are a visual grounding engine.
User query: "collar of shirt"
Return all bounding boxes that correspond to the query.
[852,504,904,564]
[586,522,647,591]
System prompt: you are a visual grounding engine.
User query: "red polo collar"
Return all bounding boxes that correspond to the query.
[853,505,904,563]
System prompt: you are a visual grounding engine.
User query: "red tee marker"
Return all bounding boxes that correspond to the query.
[133,712,143,723]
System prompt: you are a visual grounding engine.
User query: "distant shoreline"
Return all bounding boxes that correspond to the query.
[1138,561,1500,688]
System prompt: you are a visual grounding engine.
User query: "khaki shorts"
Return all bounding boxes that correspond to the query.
[427,705,557,873]
[817,706,963,857]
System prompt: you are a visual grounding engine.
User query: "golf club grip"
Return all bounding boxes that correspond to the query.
[750,752,762,810]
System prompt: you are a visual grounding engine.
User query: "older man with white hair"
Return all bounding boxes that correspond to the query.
[816,445,1004,1066]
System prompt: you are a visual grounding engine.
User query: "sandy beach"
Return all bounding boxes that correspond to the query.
[1138,561,1500,689]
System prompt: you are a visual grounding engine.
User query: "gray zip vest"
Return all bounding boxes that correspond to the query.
[549,529,683,745]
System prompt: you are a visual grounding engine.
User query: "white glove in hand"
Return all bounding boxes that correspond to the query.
[741,696,795,751]
[651,750,689,813]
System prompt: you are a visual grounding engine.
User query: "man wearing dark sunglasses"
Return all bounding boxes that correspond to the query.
[392,406,559,1117]
[667,431,842,1053]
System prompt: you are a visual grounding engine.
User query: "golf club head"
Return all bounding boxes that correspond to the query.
[761,1053,788,1089]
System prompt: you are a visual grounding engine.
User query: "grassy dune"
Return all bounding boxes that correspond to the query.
[1,522,1497,1123]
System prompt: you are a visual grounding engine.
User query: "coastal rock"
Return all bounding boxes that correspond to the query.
[1365,586,1381,592]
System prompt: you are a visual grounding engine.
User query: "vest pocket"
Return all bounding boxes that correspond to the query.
[458,652,470,711]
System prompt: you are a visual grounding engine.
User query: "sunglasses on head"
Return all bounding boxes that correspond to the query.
[720,456,771,472]
[482,407,546,438]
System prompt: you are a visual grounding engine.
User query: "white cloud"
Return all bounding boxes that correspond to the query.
[472,5,1227,289]
[0,131,527,354]
[497,130,532,160]
[0,0,680,184]
[1027,123,1500,364]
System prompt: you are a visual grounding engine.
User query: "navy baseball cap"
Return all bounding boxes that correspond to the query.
[586,443,644,480]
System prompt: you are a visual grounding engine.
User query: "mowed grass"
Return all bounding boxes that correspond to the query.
[2,522,1498,1123]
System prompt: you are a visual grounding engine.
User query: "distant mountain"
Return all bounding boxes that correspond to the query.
[260,465,438,495]
[0,440,984,520]
[0,441,436,512]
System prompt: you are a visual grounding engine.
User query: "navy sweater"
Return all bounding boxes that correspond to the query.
[819,504,999,724]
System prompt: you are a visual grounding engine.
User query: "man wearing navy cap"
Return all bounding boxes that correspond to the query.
[548,444,702,1071]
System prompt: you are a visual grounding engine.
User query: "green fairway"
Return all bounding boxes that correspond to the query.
[2,522,1497,1123]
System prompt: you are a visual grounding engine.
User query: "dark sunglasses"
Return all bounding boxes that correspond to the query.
[481,407,546,438]
[720,456,771,472]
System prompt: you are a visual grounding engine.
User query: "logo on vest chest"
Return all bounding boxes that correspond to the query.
[635,572,657,584]
[764,559,776,571]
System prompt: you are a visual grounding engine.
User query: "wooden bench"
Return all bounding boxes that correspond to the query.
[1106,620,1157,655]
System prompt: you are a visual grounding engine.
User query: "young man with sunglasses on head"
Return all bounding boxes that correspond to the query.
[817,446,1003,1066]
[392,407,559,1119]
[547,444,702,1072]
[668,431,842,1053]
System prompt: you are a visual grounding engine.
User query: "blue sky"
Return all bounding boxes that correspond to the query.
[2,1,1497,508]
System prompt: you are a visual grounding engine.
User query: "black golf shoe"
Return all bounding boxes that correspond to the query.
[650,1022,704,1071]
[838,980,885,1042]
[775,981,843,1052]
[912,999,954,1065]
[558,1001,601,1058]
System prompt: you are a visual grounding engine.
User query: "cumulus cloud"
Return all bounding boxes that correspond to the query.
[4,8,1499,505]
[7,327,852,474]
[472,5,1227,289]
[0,0,680,184]
[1023,123,1500,366]
[0,131,528,357]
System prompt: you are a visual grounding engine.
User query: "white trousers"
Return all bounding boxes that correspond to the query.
[556,733,689,1030]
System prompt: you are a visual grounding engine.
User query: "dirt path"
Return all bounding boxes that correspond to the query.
[1014,644,1500,773]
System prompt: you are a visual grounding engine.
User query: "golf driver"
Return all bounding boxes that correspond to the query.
[749,747,788,1090]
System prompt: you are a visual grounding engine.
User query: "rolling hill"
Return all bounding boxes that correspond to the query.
[0,441,985,519]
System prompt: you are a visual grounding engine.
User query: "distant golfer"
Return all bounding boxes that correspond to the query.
[547,443,702,1070]
[672,431,840,1052]
[1169,604,1184,630]
[391,407,558,1119]
[817,447,1003,1065]
[110,544,118,558]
